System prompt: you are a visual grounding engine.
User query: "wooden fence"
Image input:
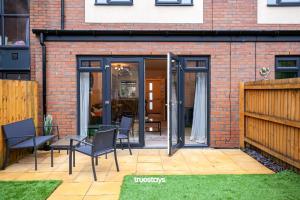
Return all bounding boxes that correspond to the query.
[240,78,300,169]
[0,80,38,168]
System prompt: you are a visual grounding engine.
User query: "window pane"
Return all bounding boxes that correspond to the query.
[186,60,207,68]
[4,17,29,46]
[278,60,298,68]
[275,71,298,79]
[0,20,2,45]
[80,72,103,137]
[80,60,101,68]
[4,0,29,14]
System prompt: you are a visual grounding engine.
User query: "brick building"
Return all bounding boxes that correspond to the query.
[1,0,300,153]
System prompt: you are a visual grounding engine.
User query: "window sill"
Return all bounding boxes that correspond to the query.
[94,3,133,6]
[267,3,300,7]
[155,3,193,6]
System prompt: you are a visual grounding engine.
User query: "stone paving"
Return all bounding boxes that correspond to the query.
[0,148,273,200]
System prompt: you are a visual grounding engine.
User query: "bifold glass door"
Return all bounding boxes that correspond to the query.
[78,57,144,146]
[167,53,183,155]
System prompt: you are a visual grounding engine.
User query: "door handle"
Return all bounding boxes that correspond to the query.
[105,101,110,105]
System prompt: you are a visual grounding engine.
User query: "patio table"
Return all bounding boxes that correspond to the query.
[50,135,87,169]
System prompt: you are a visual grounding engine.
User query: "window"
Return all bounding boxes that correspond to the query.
[156,0,193,6]
[95,0,133,5]
[184,57,209,70]
[1,0,29,46]
[275,56,300,79]
[268,0,300,6]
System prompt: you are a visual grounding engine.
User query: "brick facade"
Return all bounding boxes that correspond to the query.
[29,0,300,148]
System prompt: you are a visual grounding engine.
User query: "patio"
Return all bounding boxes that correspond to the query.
[0,148,273,200]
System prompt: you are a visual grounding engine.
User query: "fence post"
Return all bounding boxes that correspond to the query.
[239,82,245,149]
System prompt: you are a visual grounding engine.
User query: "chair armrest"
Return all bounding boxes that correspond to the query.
[98,124,119,128]
[70,138,94,147]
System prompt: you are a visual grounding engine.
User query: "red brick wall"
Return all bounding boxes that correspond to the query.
[30,0,300,31]
[33,41,299,148]
[29,0,300,147]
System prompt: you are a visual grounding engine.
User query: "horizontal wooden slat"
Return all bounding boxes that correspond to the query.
[245,138,300,169]
[244,83,300,90]
[245,112,300,129]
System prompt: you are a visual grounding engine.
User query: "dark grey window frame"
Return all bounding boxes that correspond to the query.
[0,0,30,47]
[95,0,133,6]
[155,0,193,6]
[268,0,300,7]
[275,56,300,79]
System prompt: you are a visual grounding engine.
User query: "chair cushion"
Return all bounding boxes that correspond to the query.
[11,135,55,149]
[117,133,128,139]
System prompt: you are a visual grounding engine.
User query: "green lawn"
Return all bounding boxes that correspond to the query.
[120,171,300,200]
[0,180,61,200]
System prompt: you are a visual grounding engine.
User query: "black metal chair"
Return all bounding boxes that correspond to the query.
[2,118,56,170]
[117,116,133,155]
[70,128,119,181]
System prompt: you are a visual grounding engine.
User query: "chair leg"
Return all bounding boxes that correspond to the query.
[91,157,97,181]
[73,149,76,167]
[2,149,9,170]
[51,148,54,167]
[96,156,98,166]
[114,150,119,172]
[120,139,124,150]
[34,146,37,171]
[127,138,132,155]
[67,149,68,155]
[105,153,107,159]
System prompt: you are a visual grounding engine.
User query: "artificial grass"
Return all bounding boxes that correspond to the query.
[0,180,61,200]
[120,171,300,200]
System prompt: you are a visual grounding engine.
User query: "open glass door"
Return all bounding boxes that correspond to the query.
[167,53,183,155]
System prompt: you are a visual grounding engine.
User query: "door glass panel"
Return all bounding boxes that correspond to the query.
[171,61,179,147]
[80,72,103,137]
[184,72,207,145]
[111,62,139,143]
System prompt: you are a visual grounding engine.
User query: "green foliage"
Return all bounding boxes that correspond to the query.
[44,114,53,136]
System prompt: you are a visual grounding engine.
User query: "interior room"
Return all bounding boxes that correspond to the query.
[145,59,168,147]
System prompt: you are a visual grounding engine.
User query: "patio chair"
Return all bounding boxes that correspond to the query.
[70,128,119,181]
[117,116,133,155]
[98,116,133,155]
[2,118,57,170]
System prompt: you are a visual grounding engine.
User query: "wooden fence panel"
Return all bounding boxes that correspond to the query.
[0,80,38,168]
[240,78,300,169]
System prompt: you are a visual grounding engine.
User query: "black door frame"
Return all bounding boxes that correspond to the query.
[77,55,210,148]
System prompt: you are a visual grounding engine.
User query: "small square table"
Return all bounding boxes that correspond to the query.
[50,135,87,168]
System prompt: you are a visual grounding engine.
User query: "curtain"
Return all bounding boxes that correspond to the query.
[80,73,90,137]
[190,72,207,144]
[171,72,178,143]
